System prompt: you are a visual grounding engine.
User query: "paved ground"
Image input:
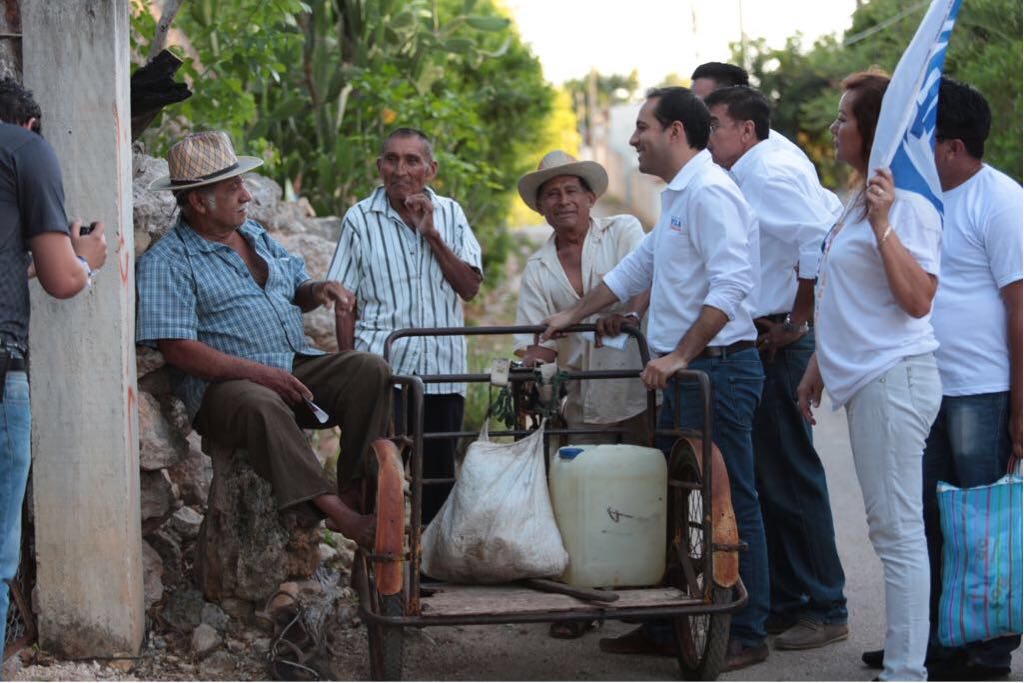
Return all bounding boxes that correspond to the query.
[392,399,1022,681]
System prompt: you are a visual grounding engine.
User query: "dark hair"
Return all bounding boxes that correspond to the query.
[535,174,594,207]
[840,71,890,168]
[381,127,434,161]
[704,86,770,141]
[936,77,990,159]
[690,62,749,88]
[645,86,710,150]
[0,77,42,133]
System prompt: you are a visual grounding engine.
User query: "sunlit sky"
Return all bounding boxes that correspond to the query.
[503,0,859,88]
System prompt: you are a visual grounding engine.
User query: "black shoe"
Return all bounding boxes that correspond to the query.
[951,662,1010,681]
[862,649,884,669]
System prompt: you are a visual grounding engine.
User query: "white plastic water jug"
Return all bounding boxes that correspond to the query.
[548,444,667,588]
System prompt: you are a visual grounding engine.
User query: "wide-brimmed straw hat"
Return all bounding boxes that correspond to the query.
[149,131,264,191]
[517,150,608,212]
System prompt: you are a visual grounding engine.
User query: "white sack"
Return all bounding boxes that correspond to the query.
[421,421,568,583]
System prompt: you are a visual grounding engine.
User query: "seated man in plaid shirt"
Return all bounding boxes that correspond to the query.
[136,131,390,548]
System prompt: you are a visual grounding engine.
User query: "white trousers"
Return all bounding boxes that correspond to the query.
[846,353,942,681]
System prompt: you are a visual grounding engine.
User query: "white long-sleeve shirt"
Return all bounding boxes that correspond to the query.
[603,150,759,355]
[730,138,842,317]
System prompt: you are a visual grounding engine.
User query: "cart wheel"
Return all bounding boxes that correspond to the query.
[367,593,404,681]
[669,437,731,681]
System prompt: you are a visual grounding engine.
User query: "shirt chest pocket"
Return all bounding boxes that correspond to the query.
[194,267,261,317]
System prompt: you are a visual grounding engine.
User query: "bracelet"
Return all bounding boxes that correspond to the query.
[75,255,95,287]
[877,225,894,248]
[623,311,641,323]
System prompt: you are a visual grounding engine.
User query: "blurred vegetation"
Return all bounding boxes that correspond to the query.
[130,0,567,285]
[733,0,1022,186]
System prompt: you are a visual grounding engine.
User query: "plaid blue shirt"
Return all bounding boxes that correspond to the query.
[136,217,321,421]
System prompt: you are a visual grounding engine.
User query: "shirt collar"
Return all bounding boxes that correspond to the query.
[664,149,713,192]
[729,139,768,185]
[536,216,604,271]
[173,216,265,255]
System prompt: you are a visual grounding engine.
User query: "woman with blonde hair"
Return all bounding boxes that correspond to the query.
[797,71,943,681]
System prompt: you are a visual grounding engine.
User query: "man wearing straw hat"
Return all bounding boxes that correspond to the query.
[136,131,391,548]
[514,150,651,448]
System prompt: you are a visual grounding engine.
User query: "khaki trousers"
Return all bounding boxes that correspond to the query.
[193,351,392,511]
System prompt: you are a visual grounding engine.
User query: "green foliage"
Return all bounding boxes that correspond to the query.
[130,0,558,284]
[733,0,1022,184]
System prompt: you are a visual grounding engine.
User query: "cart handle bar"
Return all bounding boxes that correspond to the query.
[383,324,651,366]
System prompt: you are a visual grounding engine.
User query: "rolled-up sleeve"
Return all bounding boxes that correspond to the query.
[604,230,655,302]
[136,252,199,347]
[513,261,557,352]
[452,203,484,273]
[691,186,754,320]
[758,176,837,279]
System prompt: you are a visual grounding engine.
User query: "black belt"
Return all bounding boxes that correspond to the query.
[696,339,756,360]
[0,349,27,403]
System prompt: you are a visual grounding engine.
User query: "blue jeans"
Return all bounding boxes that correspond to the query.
[753,330,847,624]
[657,347,768,646]
[0,370,31,664]
[923,392,1022,669]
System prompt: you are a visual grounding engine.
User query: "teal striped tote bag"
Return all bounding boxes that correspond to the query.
[936,472,1023,647]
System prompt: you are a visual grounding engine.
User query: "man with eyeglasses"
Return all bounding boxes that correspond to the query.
[704,84,850,654]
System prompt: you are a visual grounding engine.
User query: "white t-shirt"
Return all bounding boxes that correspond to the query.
[814,191,942,408]
[931,165,1023,396]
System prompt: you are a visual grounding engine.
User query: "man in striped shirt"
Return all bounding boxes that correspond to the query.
[327,128,483,526]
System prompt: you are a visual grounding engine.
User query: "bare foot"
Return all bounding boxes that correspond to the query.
[325,511,376,549]
[315,494,377,548]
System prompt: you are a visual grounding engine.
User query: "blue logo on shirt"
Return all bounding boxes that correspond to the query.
[670,215,683,232]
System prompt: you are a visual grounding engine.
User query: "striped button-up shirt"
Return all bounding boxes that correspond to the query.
[136,217,320,420]
[326,186,483,395]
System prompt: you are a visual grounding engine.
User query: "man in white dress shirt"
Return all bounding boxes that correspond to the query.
[542,87,769,672]
[704,85,850,652]
[691,61,811,164]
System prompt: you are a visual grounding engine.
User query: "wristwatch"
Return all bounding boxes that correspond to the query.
[623,311,641,324]
[783,313,809,334]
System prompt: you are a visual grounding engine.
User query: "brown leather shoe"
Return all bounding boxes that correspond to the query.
[774,619,849,650]
[722,639,769,672]
[598,626,676,657]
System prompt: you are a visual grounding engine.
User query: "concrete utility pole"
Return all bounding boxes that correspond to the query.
[22,0,143,657]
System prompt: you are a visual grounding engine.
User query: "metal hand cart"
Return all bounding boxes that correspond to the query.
[354,325,747,681]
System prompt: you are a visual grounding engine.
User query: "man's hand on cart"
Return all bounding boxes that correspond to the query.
[594,312,639,348]
[641,351,688,390]
[540,309,578,341]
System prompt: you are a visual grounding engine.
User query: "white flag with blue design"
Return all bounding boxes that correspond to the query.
[868,0,963,214]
